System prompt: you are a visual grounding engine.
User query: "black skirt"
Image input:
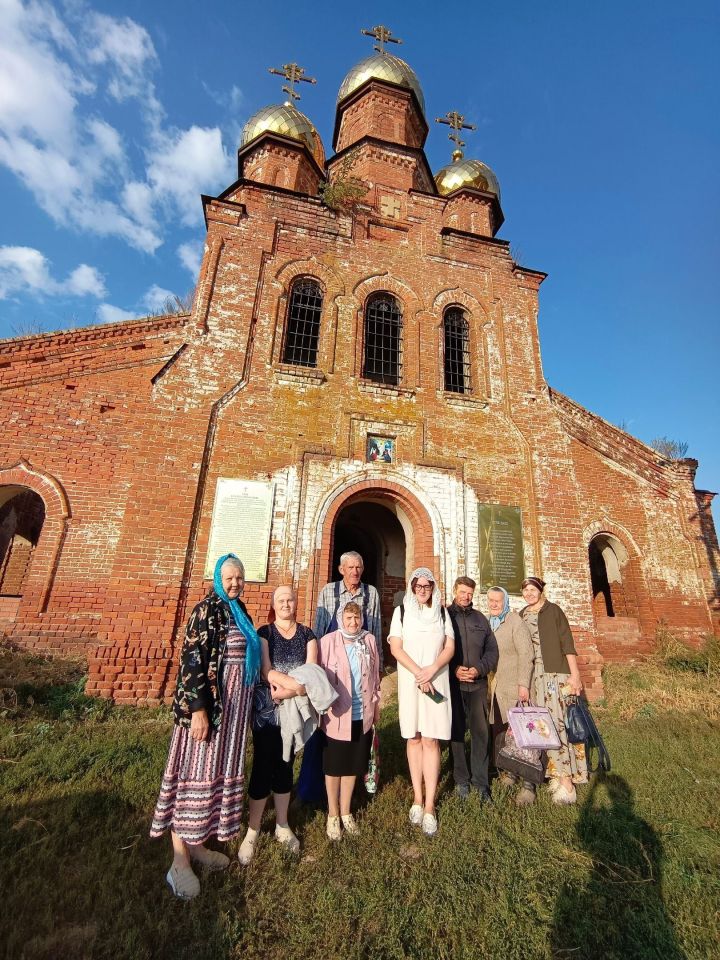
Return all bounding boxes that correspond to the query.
[323,719,372,777]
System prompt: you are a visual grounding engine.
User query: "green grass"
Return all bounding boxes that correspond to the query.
[1,645,719,960]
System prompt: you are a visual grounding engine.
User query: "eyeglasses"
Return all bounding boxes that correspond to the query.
[415,582,433,591]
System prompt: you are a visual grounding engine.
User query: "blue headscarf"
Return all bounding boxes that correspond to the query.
[488,585,510,632]
[213,553,261,685]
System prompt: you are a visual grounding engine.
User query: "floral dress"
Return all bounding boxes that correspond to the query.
[523,610,588,784]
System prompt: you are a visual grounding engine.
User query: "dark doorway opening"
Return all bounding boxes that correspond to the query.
[0,487,45,598]
[331,499,407,664]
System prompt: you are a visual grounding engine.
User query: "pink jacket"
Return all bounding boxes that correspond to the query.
[318,630,380,741]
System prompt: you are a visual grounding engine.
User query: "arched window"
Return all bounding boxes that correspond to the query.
[443,307,471,394]
[0,488,45,597]
[363,293,402,386]
[282,278,323,367]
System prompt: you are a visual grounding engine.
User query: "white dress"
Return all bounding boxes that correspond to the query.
[390,604,453,740]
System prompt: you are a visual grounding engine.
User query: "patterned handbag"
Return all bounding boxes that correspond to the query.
[496,725,548,785]
[507,703,561,751]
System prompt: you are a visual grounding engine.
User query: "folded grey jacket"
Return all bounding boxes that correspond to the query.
[277,663,338,762]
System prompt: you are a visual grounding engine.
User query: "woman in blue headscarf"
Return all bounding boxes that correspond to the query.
[151,553,261,899]
[486,585,535,804]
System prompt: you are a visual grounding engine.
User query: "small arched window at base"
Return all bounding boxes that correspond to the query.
[443,307,471,394]
[282,279,323,368]
[363,294,403,386]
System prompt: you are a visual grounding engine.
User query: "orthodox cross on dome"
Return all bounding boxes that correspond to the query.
[361,24,403,53]
[268,62,317,102]
[436,110,477,159]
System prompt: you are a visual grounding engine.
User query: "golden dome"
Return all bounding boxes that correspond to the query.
[240,102,326,167]
[434,153,501,199]
[337,51,425,114]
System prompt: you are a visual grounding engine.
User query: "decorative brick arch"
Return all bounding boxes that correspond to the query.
[352,273,421,314]
[0,460,70,614]
[307,475,444,621]
[274,257,346,301]
[431,286,488,322]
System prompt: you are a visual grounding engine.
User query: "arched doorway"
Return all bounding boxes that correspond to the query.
[589,533,635,618]
[0,486,46,601]
[331,499,408,665]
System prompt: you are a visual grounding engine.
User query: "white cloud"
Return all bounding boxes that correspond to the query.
[96,302,137,324]
[0,245,106,299]
[65,263,106,297]
[0,3,232,256]
[146,126,232,226]
[142,284,175,311]
[177,241,203,277]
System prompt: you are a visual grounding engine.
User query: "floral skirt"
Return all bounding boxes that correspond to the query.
[532,664,588,784]
[150,664,253,843]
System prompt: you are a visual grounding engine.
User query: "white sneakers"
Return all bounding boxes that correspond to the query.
[326,814,360,839]
[421,813,438,836]
[188,845,230,870]
[166,863,200,900]
[409,804,437,836]
[275,824,301,853]
[551,783,577,805]
[326,815,342,840]
[238,828,259,865]
[341,814,359,835]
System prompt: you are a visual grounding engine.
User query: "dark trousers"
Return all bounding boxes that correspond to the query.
[451,687,490,791]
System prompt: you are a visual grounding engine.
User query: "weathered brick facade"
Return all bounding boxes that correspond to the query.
[1,53,717,702]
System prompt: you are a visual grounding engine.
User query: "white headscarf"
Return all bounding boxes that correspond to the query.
[402,566,443,622]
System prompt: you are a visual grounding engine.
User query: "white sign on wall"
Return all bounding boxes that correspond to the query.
[204,478,275,581]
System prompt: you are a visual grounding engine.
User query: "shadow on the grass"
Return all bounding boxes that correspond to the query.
[551,773,685,960]
[1,788,238,960]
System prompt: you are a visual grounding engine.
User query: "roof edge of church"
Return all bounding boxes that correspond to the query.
[550,388,698,478]
[0,312,189,353]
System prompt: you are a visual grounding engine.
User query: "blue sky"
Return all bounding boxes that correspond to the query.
[1,0,718,501]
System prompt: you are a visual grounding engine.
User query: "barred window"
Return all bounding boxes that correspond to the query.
[443,307,471,393]
[282,279,323,367]
[363,294,402,386]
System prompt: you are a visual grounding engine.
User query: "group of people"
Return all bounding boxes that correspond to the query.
[150,550,588,899]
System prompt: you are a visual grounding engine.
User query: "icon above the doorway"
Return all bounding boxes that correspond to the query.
[367,435,395,464]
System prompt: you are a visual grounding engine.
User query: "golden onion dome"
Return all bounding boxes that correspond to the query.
[337,51,425,114]
[240,102,325,167]
[434,151,501,199]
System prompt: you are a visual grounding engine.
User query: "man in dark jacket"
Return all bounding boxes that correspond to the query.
[448,576,499,800]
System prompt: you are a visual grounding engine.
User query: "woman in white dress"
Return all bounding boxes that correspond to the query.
[388,567,454,836]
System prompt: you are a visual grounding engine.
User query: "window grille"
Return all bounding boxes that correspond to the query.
[282,279,323,367]
[363,294,403,386]
[443,307,471,394]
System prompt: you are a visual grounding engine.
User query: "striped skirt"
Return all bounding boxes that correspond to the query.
[150,662,253,843]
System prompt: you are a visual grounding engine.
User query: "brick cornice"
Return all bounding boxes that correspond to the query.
[0,313,188,358]
[551,388,694,495]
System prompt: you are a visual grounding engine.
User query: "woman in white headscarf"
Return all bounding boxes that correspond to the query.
[388,567,454,836]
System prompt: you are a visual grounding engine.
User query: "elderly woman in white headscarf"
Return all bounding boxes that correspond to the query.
[388,567,454,836]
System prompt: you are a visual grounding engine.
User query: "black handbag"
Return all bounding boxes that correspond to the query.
[565,696,611,773]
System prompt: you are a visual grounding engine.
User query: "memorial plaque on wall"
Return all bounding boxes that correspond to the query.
[478,504,526,594]
[204,479,275,581]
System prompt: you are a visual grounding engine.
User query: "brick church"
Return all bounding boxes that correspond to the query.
[1,35,718,701]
